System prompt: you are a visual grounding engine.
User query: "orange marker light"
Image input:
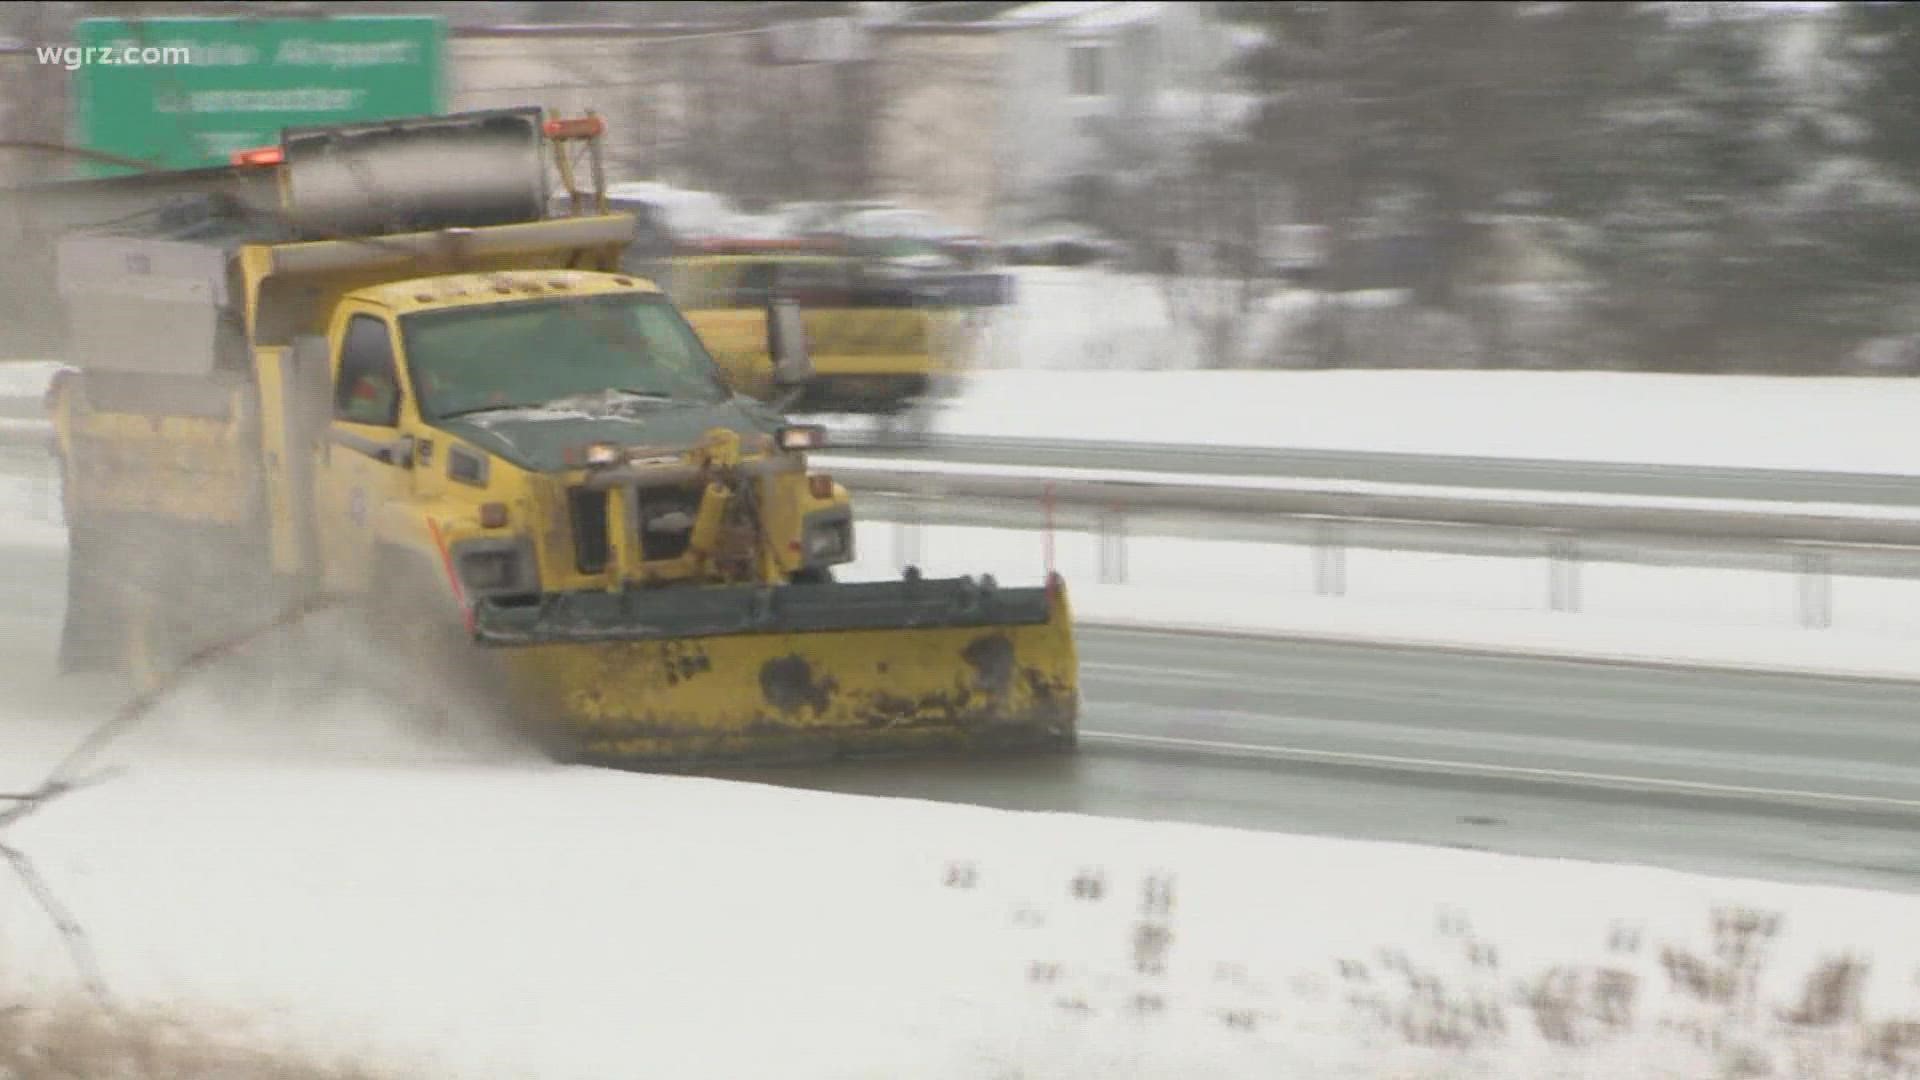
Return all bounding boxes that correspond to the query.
[230,146,284,167]
[543,116,606,139]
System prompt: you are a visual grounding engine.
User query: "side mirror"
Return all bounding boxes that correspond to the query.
[767,298,814,387]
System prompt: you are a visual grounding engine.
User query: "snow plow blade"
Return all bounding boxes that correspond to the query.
[469,574,1079,767]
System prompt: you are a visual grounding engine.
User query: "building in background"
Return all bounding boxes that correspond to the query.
[871,1,1239,237]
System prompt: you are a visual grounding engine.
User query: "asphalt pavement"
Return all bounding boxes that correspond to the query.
[714,625,1920,894]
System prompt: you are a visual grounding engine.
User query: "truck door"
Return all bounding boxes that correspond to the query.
[315,307,415,595]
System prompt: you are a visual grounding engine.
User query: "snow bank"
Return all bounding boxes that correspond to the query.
[0,359,61,399]
[0,516,66,549]
[977,268,1196,372]
[969,268,1589,372]
[922,369,1920,476]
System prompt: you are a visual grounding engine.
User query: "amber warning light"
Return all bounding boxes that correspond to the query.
[543,116,606,139]
[230,145,285,167]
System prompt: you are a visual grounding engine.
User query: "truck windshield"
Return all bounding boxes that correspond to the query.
[401,293,730,421]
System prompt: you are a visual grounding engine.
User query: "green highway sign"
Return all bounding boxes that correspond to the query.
[73,16,446,176]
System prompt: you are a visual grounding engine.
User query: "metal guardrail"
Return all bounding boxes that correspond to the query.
[0,420,49,450]
[815,458,1920,631]
[822,433,1920,508]
[8,399,1918,631]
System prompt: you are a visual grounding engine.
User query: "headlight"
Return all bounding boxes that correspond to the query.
[459,551,520,592]
[584,442,622,467]
[804,518,851,563]
[777,424,827,452]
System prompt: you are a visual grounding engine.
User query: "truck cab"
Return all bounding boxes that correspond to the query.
[294,269,851,604]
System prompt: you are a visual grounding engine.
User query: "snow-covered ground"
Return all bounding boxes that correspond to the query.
[0,358,60,397]
[892,265,1920,474]
[906,367,1920,475]
[975,268,1200,371]
[968,268,1585,373]
[5,667,1920,1080]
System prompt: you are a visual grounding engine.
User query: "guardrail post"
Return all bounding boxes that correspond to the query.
[1312,520,1347,597]
[1042,483,1056,578]
[1795,549,1833,630]
[894,500,923,572]
[1098,504,1127,585]
[1548,531,1581,613]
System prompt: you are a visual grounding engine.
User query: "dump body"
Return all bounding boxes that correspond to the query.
[38,107,1078,767]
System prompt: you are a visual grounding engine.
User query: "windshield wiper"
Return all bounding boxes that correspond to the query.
[435,402,538,421]
[437,390,682,422]
[539,388,676,406]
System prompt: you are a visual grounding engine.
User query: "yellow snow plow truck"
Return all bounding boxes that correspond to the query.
[36,107,1077,767]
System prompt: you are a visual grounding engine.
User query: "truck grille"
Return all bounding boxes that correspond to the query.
[568,482,761,577]
[568,488,610,574]
[636,487,701,562]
